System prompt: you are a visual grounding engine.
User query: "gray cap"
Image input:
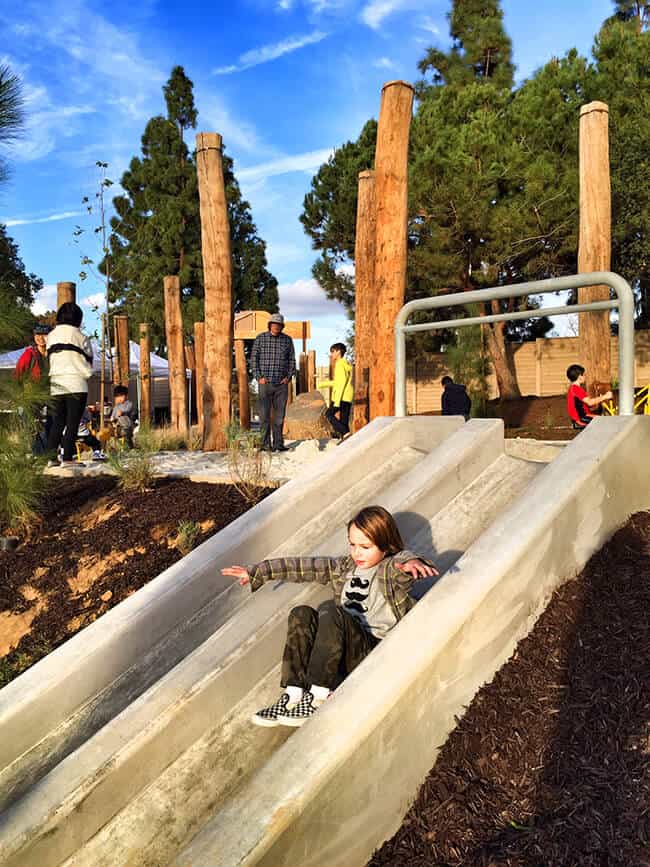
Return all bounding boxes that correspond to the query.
[268,313,285,326]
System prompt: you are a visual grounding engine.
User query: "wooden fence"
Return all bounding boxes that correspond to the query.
[317,331,650,414]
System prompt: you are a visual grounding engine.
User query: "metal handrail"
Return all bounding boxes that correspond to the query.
[394,272,636,416]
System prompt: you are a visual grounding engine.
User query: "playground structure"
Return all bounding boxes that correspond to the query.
[0,78,649,867]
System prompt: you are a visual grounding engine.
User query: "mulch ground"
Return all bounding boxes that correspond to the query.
[0,477,272,688]
[369,512,650,867]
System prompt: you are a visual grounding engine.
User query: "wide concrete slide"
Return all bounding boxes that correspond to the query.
[0,415,493,864]
[173,415,650,867]
[0,416,551,867]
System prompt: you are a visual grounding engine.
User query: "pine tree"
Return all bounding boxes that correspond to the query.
[300,119,377,314]
[106,67,278,352]
[593,8,650,325]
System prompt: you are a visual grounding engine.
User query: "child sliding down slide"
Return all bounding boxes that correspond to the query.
[222,505,438,728]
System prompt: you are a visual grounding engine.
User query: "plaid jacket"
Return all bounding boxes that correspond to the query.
[248,551,430,624]
[250,331,296,383]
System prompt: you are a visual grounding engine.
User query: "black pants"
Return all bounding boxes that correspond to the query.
[326,400,352,438]
[281,600,379,690]
[47,393,87,461]
[258,382,288,449]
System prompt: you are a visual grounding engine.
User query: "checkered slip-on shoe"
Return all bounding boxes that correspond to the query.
[251,692,298,727]
[277,690,326,727]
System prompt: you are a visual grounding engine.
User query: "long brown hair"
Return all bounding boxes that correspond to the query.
[347,506,404,555]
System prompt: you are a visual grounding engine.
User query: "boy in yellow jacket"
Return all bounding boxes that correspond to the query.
[318,342,354,441]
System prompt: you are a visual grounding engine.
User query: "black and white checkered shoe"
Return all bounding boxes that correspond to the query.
[277,690,326,727]
[251,692,299,727]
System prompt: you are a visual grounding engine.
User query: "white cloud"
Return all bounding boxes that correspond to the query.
[213,30,329,75]
[278,277,346,320]
[418,15,440,36]
[336,262,355,277]
[198,93,270,156]
[277,0,294,8]
[2,210,81,227]
[31,284,58,316]
[373,57,395,69]
[361,0,429,29]
[238,148,333,183]
[80,292,105,309]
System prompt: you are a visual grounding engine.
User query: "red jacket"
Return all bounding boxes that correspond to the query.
[15,346,47,380]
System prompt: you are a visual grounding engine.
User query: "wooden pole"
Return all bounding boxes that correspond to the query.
[234,340,250,430]
[578,101,612,389]
[370,81,414,419]
[308,350,316,391]
[163,275,188,436]
[113,314,130,387]
[353,169,376,432]
[194,321,205,438]
[56,281,76,309]
[299,353,308,394]
[196,132,233,451]
[139,323,152,425]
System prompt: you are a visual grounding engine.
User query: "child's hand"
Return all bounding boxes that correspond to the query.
[221,565,251,586]
[604,390,613,400]
[397,559,439,579]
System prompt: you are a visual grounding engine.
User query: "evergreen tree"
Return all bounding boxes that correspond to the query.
[592,7,650,325]
[106,67,278,352]
[0,224,43,350]
[0,64,24,187]
[300,119,377,314]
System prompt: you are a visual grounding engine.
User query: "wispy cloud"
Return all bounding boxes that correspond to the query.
[361,0,428,29]
[81,292,105,309]
[373,56,395,69]
[237,148,333,182]
[277,0,294,9]
[2,210,82,227]
[213,30,329,75]
[418,15,440,36]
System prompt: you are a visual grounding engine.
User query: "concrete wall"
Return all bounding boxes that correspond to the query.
[176,416,650,867]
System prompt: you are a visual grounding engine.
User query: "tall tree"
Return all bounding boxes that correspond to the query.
[300,119,377,314]
[106,67,278,352]
[592,5,650,326]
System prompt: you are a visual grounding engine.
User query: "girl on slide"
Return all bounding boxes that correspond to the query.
[221,505,438,728]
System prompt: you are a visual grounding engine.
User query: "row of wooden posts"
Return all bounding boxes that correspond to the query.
[54,88,613,450]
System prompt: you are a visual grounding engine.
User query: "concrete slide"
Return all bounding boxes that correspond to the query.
[0,415,648,867]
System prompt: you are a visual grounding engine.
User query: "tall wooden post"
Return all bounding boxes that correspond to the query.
[56,281,76,309]
[578,101,612,388]
[370,81,414,419]
[298,353,308,394]
[196,132,233,451]
[353,169,376,431]
[139,323,152,425]
[193,322,205,438]
[235,340,250,429]
[163,275,188,436]
[308,350,316,391]
[113,314,130,387]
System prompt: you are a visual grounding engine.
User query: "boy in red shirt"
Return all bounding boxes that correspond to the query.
[566,364,613,428]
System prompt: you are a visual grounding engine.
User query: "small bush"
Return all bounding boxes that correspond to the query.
[107,445,156,493]
[0,377,49,533]
[224,422,274,505]
[175,520,201,556]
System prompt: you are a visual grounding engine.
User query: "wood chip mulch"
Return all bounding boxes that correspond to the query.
[369,512,650,867]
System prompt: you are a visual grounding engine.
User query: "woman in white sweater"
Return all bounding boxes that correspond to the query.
[46,302,93,463]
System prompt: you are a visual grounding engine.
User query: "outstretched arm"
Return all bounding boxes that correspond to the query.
[222,556,346,591]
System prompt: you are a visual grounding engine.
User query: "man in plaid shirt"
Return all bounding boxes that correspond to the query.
[251,313,296,451]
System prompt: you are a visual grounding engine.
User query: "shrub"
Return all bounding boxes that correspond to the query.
[175,520,201,556]
[106,443,155,493]
[224,421,274,505]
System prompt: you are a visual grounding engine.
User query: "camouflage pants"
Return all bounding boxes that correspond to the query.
[281,599,379,690]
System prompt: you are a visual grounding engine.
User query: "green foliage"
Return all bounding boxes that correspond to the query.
[0,63,24,187]
[592,12,650,325]
[300,119,377,313]
[106,441,155,493]
[175,519,201,556]
[104,66,278,352]
[0,376,49,532]
[0,225,43,351]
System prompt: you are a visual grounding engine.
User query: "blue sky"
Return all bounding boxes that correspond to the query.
[1,0,616,361]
